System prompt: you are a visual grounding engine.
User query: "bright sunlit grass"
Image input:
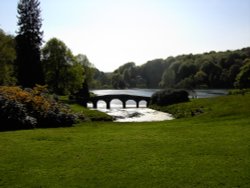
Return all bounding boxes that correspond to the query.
[0,94,249,187]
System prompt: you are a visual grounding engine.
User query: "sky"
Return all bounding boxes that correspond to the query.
[1,0,250,72]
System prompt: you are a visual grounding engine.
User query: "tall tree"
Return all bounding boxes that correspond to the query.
[74,54,93,106]
[16,0,44,87]
[42,38,84,95]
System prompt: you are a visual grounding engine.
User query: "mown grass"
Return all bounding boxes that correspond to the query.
[0,94,250,187]
[70,103,113,121]
[59,96,113,121]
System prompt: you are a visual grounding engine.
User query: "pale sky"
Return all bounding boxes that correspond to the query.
[1,0,250,72]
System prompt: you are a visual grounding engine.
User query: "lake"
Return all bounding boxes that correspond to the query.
[88,89,228,122]
[91,89,228,98]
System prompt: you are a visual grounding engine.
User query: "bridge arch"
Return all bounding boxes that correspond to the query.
[110,99,124,108]
[139,100,147,108]
[126,100,137,108]
[97,100,106,109]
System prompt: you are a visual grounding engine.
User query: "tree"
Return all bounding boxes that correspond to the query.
[194,70,208,88]
[111,74,126,89]
[0,29,16,85]
[91,69,112,89]
[75,54,94,84]
[228,64,241,83]
[176,76,195,89]
[42,38,84,94]
[200,61,222,87]
[235,59,250,89]
[159,69,176,88]
[141,59,166,88]
[16,0,44,87]
[74,54,93,106]
[177,62,197,81]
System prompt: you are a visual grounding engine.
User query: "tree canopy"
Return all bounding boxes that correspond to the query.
[42,38,84,94]
[16,0,44,87]
[0,29,16,85]
[106,47,250,89]
[235,59,250,89]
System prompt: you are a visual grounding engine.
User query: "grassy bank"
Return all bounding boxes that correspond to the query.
[0,94,249,187]
[59,96,113,121]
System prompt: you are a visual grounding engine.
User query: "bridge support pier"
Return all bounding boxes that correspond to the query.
[93,101,97,109]
[107,102,110,109]
[122,101,126,108]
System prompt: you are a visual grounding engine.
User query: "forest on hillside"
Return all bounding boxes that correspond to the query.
[91,47,250,89]
[1,26,250,91]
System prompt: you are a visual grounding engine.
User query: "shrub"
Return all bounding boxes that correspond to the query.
[228,89,250,95]
[0,85,78,131]
[0,96,36,130]
[151,89,189,106]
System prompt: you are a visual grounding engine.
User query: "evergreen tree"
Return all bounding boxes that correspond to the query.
[16,0,44,87]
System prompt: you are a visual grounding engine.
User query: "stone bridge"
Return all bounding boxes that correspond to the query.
[88,94,151,109]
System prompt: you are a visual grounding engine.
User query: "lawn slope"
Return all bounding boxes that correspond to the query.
[0,94,249,187]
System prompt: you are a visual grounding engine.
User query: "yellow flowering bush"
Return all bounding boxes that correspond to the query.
[0,85,78,131]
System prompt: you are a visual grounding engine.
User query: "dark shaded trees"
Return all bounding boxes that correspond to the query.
[111,74,126,89]
[91,70,112,89]
[151,89,189,106]
[159,69,176,88]
[111,62,136,88]
[0,29,16,85]
[235,59,250,89]
[16,0,44,87]
[106,47,250,89]
[140,59,166,88]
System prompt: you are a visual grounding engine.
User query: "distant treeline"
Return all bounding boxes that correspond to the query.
[91,47,250,89]
[1,27,249,91]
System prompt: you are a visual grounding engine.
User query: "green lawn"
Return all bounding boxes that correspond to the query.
[0,94,250,187]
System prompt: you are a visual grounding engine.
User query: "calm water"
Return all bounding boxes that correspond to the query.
[91,89,228,98]
[88,89,228,122]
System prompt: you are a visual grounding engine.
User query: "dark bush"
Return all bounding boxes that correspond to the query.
[0,85,78,131]
[151,89,189,106]
[0,96,36,130]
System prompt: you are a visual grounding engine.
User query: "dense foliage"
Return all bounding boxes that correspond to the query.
[42,38,84,95]
[1,26,250,92]
[151,89,189,106]
[0,86,77,131]
[0,29,16,85]
[16,0,44,87]
[109,47,250,89]
[234,59,250,89]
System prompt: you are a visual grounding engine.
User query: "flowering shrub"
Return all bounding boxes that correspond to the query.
[0,85,78,131]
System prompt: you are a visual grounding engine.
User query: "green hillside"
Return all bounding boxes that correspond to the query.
[0,94,249,187]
